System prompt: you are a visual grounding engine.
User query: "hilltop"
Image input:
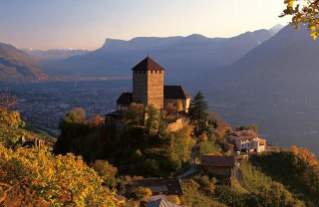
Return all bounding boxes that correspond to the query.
[0,43,47,82]
[1,89,319,206]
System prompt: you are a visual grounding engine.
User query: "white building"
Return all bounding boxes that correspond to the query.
[228,129,266,153]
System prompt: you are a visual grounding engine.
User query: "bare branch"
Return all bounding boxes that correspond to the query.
[0,90,17,110]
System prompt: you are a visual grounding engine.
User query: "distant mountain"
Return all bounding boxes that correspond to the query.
[24,49,89,62]
[269,24,285,36]
[43,29,274,82]
[0,43,47,82]
[204,25,319,153]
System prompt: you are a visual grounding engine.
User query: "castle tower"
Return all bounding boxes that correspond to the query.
[132,57,165,109]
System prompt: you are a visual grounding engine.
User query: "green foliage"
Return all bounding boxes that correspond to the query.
[252,147,319,206]
[124,103,145,126]
[189,91,208,122]
[239,161,272,193]
[60,107,86,126]
[215,185,252,207]
[92,160,118,188]
[145,105,161,135]
[55,107,105,161]
[168,125,195,169]
[199,140,222,156]
[56,105,196,177]
[189,91,211,137]
[238,161,306,207]
[181,179,227,207]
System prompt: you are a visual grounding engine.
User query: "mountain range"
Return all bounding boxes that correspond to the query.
[0,43,47,82]
[24,49,89,62]
[202,25,319,153]
[41,28,277,82]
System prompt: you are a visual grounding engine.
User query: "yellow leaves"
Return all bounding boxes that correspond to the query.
[0,144,121,206]
[310,31,319,40]
[290,145,319,167]
[285,0,295,9]
[0,108,23,129]
[282,0,319,40]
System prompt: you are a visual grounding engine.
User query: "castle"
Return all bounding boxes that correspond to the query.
[116,57,191,112]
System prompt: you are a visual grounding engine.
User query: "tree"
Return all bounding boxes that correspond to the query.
[124,103,145,126]
[188,91,210,136]
[133,187,152,201]
[55,108,88,155]
[92,160,118,188]
[189,92,208,122]
[281,0,319,39]
[168,125,195,169]
[145,105,161,135]
[0,144,121,207]
[60,107,86,126]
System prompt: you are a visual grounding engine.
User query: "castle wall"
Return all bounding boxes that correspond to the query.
[133,71,147,105]
[132,70,164,109]
[147,70,164,109]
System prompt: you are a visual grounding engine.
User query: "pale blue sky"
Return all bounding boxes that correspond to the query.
[0,0,288,50]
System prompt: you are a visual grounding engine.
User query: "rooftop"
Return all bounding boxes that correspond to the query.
[117,92,133,106]
[164,85,188,99]
[230,129,260,141]
[201,155,236,167]
[131,178,183,196]
[132,57,165,72]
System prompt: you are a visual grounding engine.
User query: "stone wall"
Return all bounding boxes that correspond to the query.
[147,70,164,109]
[133,70,164,109]
[133,71,147,104]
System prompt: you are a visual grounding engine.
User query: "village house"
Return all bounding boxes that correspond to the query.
[116,57,191,113]
[201,155,239,178]
[227,129,267,153]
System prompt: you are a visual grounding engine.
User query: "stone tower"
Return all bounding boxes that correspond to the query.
[132,57,165,109]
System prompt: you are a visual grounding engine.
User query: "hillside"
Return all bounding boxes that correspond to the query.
[200,25,319,154]
[0,107,121,206]
[1,92,319,206]
[52,99,319,206]
[42,29,273,82]
[0,43,47,82]
[24,48,89,62]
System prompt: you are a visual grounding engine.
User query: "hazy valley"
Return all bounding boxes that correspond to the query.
[2,24,319,154]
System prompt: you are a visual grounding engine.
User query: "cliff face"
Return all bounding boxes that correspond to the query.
[0,42,47,82]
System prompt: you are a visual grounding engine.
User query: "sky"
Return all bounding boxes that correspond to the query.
[0,0,289,50]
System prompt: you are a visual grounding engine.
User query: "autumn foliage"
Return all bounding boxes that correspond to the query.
[282,0,319,39]
[0,145,121,207]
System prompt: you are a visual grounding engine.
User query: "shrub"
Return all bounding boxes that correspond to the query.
[0,144,121,207]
